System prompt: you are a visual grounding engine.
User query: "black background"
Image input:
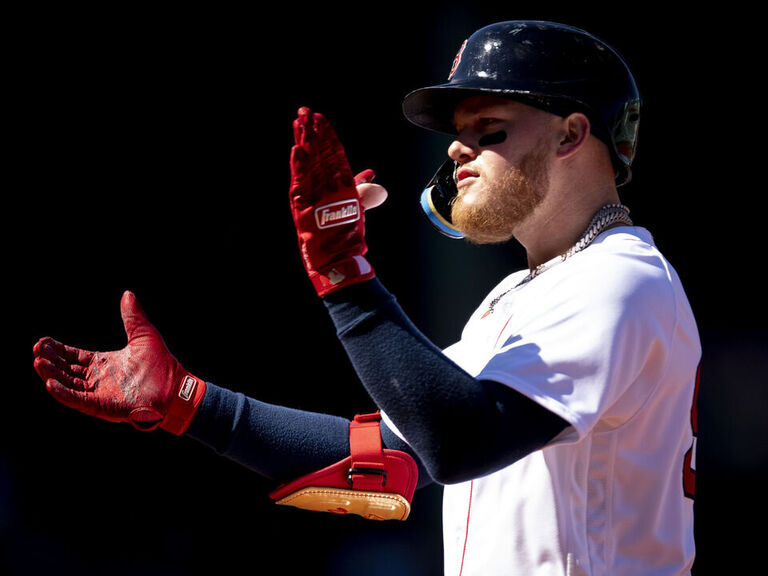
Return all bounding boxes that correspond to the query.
[4,2,765,575]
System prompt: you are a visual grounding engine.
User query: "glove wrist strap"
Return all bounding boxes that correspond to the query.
[312,256,375,297]
[161,373,207,436]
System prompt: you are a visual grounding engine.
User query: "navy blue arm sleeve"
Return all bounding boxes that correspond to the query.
[186,382,433,488]
[323,278,569,485]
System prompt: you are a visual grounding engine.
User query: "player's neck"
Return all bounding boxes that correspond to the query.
[518,181,620,270]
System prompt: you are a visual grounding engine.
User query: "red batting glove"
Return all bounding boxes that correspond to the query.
[289,107,376,297]
[32,291,206,435]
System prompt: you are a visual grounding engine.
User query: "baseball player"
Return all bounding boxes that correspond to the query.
[32,20,701,576]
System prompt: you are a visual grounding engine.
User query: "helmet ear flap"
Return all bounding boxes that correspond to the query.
[420,159,464,239]
[612,99,641,186]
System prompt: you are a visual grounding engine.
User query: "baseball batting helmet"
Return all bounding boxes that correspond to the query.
[403,20,641,187]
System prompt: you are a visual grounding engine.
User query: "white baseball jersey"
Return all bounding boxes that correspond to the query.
[394,227,701,575]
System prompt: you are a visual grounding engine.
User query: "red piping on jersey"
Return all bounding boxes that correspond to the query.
[456,315,509,574]
[493,314,516,350]
[458,480,474,576]
[460,305,512,573]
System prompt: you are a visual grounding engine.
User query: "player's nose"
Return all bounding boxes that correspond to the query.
[448,137,478,164]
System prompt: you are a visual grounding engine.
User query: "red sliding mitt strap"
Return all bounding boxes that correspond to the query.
[348,412,388,491]
[269,412,419,521]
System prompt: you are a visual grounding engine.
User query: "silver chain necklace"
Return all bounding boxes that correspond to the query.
[482,203,633,318]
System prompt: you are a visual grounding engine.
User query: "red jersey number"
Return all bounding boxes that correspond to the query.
[682,363,701,499]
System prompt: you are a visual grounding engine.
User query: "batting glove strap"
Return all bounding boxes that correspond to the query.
[311,255,375,297]
[161,373,207,436]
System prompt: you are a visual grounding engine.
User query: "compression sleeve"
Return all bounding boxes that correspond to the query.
[323,278,569,484]
[186,382,433,488]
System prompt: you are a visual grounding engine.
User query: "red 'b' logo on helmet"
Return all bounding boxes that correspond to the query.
[448,39,467,80]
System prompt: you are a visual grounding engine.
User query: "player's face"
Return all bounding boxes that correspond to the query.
[447,96,557,244]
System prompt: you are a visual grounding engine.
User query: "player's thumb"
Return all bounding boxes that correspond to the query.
[120,290,157,342]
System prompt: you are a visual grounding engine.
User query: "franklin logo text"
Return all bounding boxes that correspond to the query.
[315,200,360,229]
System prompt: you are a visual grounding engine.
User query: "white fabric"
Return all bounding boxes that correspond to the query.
[438,227,700,575]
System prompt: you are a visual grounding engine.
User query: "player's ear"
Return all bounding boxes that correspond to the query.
[556,112,591,159]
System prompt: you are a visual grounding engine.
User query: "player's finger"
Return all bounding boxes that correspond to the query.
[354,169,376,186]
[312,110,338,147]
[32,337,62,362]
[293,107,313,147]
[33,355,58,383]
[32,338,87,380]
[296,107,328,152]
[33,350,90,380]
[34,356,91,391]
[45,378,93,412]
[34,337,94,367]
[33,339,93,388]
[290,145,315,207]
[311,112,354,189]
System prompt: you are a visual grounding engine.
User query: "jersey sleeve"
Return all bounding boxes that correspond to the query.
[472,240,679,443]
